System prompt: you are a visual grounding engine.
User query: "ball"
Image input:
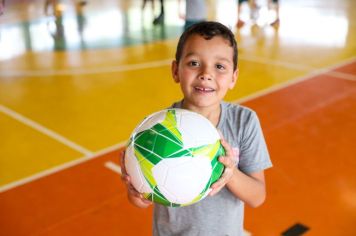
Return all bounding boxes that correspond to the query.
[124,108,225,207]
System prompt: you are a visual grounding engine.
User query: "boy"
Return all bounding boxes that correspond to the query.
[121,21,272,235]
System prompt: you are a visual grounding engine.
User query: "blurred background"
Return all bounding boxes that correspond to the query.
[0,0,355,235]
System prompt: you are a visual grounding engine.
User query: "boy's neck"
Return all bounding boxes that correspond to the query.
[181,100,221,127]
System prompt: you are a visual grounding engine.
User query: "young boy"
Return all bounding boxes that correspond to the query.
[121,21,272,235]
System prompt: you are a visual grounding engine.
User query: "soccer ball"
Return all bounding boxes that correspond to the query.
[124,108,225,207]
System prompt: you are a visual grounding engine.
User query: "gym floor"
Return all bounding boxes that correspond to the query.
[0,0,355,235]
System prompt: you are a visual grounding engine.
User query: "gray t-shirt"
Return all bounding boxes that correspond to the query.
[153,101,272,236]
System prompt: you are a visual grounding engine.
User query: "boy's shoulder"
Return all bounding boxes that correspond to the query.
[169,100,259,124]
[221,101,256,118]
[220,101,261,129]
[222,101,253,111]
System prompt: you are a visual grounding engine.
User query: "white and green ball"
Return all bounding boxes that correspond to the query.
[124,108,225,207]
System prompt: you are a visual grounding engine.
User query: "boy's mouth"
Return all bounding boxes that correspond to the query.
[194,86,215,92]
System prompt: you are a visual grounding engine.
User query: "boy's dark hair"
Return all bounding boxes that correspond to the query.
[175,21,238,71]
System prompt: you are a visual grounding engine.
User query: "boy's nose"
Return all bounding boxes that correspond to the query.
[199,74,212,81]
[199,67,212,81]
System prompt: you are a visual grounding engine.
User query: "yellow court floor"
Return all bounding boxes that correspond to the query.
[0,0,355,235]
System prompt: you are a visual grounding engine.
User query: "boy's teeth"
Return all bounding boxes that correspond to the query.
[196,87,214,91]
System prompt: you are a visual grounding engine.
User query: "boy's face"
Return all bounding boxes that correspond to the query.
[172,34,238,110]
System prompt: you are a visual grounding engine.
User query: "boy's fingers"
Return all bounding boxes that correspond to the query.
[140,195,153,204]
[119,150,152,205]
[210,174,227,191]
[219,156,235,168]
[122,174,129,181]
[121,174,131,185]
[220,139,234,158]
[129,189,152,204]
[209,183,223,196]
[119,150,128,174]
[217,131,237,166]
[233,147,240,157]
[119,150,125,163]
[143,199,153,205]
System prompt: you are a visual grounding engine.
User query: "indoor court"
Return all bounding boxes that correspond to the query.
[0,0,355,235]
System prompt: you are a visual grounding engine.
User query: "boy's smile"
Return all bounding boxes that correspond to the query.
[195,86,214,93]
[172,34,238,115]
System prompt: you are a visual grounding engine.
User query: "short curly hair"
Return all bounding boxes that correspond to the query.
[175,21,238,71]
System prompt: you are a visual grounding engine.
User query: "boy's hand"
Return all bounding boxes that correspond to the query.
[120,151,152,207]
[209,135,239,196]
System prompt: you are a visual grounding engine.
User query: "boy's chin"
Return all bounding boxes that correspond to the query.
[183,99,220,110]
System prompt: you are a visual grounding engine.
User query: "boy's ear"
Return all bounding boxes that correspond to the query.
[171,60,180,83]
[229,69,239,89]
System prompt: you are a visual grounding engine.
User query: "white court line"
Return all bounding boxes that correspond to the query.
[104,161,122,175]
[0,104,93,156]
[0,59,173,77]
[0,56,322,78]
[243,230,252,236]
[240,55,314,72]
[322,70,356,81]
[235,57,356,104]
[0,55,354,81]
[0,57,354,193]
[0,141,127,193]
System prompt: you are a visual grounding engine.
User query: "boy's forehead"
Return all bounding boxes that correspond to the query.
[182,34,233,57]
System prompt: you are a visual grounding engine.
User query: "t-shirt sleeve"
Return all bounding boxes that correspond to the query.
[238,111,272,173]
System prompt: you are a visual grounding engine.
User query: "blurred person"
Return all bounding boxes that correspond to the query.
[268,0,279,26]
[75,0,87,48]
[0,0,5,15]
[142,0,155,12]
[153,0,164,25]
[236,0,258,28]
[178,0,207,30]
[142,0,165,25]
[44,0,55,16]
[45,0,87,16]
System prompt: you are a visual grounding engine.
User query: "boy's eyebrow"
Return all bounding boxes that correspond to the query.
[215,56,233,63]
[183,52,233,63]
[183,52,197,58]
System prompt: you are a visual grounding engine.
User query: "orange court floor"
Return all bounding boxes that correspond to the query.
[0,0,355,235]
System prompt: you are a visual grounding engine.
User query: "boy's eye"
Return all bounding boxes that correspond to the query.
[189,61,200,67]
[216,64,225,70]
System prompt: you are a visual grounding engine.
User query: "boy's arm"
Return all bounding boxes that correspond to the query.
[226,169,266,208]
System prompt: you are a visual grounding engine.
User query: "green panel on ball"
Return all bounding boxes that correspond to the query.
[190,140,221,161]
[160,109,183,142]
[189,140,225,185]
[166,148,192,158]
[134,143,162,164]
[134,110,185,163]
[134,149,157,187]
[210,143,225,183]
[151,130,183,157]
[198,142,225,196]
[152,186,180,207]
